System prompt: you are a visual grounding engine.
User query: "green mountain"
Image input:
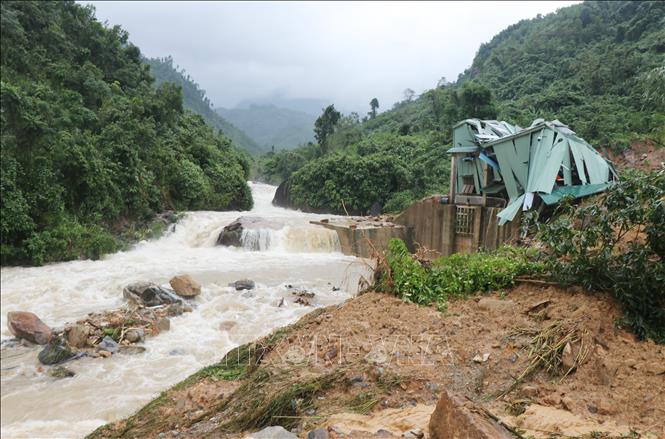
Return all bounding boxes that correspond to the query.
[1,1,252,265]
[261,0,665,215]
[216,104,316,150]
[145,57,265,155]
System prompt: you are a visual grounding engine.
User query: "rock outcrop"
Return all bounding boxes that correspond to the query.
[216,216,284,248]
[169,274,201,298]
[229,279,256,291]
[429,390,513,439]
[123,281,182,307]
[7,311,53,345]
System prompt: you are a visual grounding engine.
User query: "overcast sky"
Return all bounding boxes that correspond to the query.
[86,1,579,114]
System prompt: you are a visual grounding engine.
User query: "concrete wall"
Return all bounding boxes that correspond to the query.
[394,195,519,256]
[313,222,412,259]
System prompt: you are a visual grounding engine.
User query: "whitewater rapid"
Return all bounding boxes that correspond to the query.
[0,183,370,439]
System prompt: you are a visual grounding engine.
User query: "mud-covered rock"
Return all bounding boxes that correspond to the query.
[429,390,513,439]
[123,281,182,307]
[169,274,201,298]
[66,324,90,348]
[7,311,53,345]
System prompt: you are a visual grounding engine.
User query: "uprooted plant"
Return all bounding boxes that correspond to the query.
[500,323,591,396]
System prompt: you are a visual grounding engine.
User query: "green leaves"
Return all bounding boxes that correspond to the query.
[0,1,253,265]
[378,239,542,307]
[534,169,665,342]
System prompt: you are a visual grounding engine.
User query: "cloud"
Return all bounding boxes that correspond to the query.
[84,1,579,113]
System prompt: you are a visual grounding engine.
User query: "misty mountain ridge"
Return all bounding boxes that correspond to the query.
[216,104,316,151]
[144,56,266,155]
[234,95,331,116]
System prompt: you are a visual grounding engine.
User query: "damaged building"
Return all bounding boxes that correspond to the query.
[394,119,618,255]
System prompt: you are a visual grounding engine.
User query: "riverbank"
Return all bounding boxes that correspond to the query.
[89,285,665,439]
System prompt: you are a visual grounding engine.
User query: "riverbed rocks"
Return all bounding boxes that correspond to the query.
[38,337,76,365]
[123,281,182,307]
[230,279,256,290]
[7,311,53,345]
[169,274,201,298]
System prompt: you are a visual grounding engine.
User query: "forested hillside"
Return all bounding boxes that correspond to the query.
[261,0,665,215]
[216,104,315,150]
[0,1,252,265]
[145,57,264,155]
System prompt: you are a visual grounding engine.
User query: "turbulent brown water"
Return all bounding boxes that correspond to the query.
[0,182,370,439]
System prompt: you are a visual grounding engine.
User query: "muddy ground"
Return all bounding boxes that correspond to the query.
[89,285,665,439]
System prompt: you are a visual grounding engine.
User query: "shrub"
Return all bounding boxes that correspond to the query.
[377,239,542,306]
[530,168,665,342]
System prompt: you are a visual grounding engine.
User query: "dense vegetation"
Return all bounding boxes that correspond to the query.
[1,1,252,265]
[145,56,264,155]
[530,169,665,342]
[216,104,315,151]
[378,169,664,342]
[259,1,664,214]
[377,240,542,310]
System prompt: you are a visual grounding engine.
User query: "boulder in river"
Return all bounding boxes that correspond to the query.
[169,274,201,298]
[66,324,90,348]
[7,311,53,345]
[38,337,76,365]
[125,328,145,343]
[123,281,182,307]
[229,279,256,291]
[216,216,283,248]
[49,365,75,379]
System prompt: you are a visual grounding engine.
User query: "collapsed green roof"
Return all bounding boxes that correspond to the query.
[448,118,618,224]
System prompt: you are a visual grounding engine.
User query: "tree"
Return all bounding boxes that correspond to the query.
[457,81,496,119]
[314,104,341,155]
[403,88,415,102]
[436,76,450,88]
[369,98,379,119]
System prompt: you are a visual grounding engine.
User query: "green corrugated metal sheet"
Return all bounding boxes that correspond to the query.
[447,146,479,153]
[540,183,611,205]
[498,194,525,225]
[449,118,617,224]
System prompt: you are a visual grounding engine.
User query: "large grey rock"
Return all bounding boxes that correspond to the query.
[216,216,283,248]
[97,336,119,354]
[38,337,76,365]
[123,281,182,307]
[7,311,53,345]
[245,426,298,439]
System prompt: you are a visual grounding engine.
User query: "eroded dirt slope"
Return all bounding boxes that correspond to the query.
[90,286,665,439]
